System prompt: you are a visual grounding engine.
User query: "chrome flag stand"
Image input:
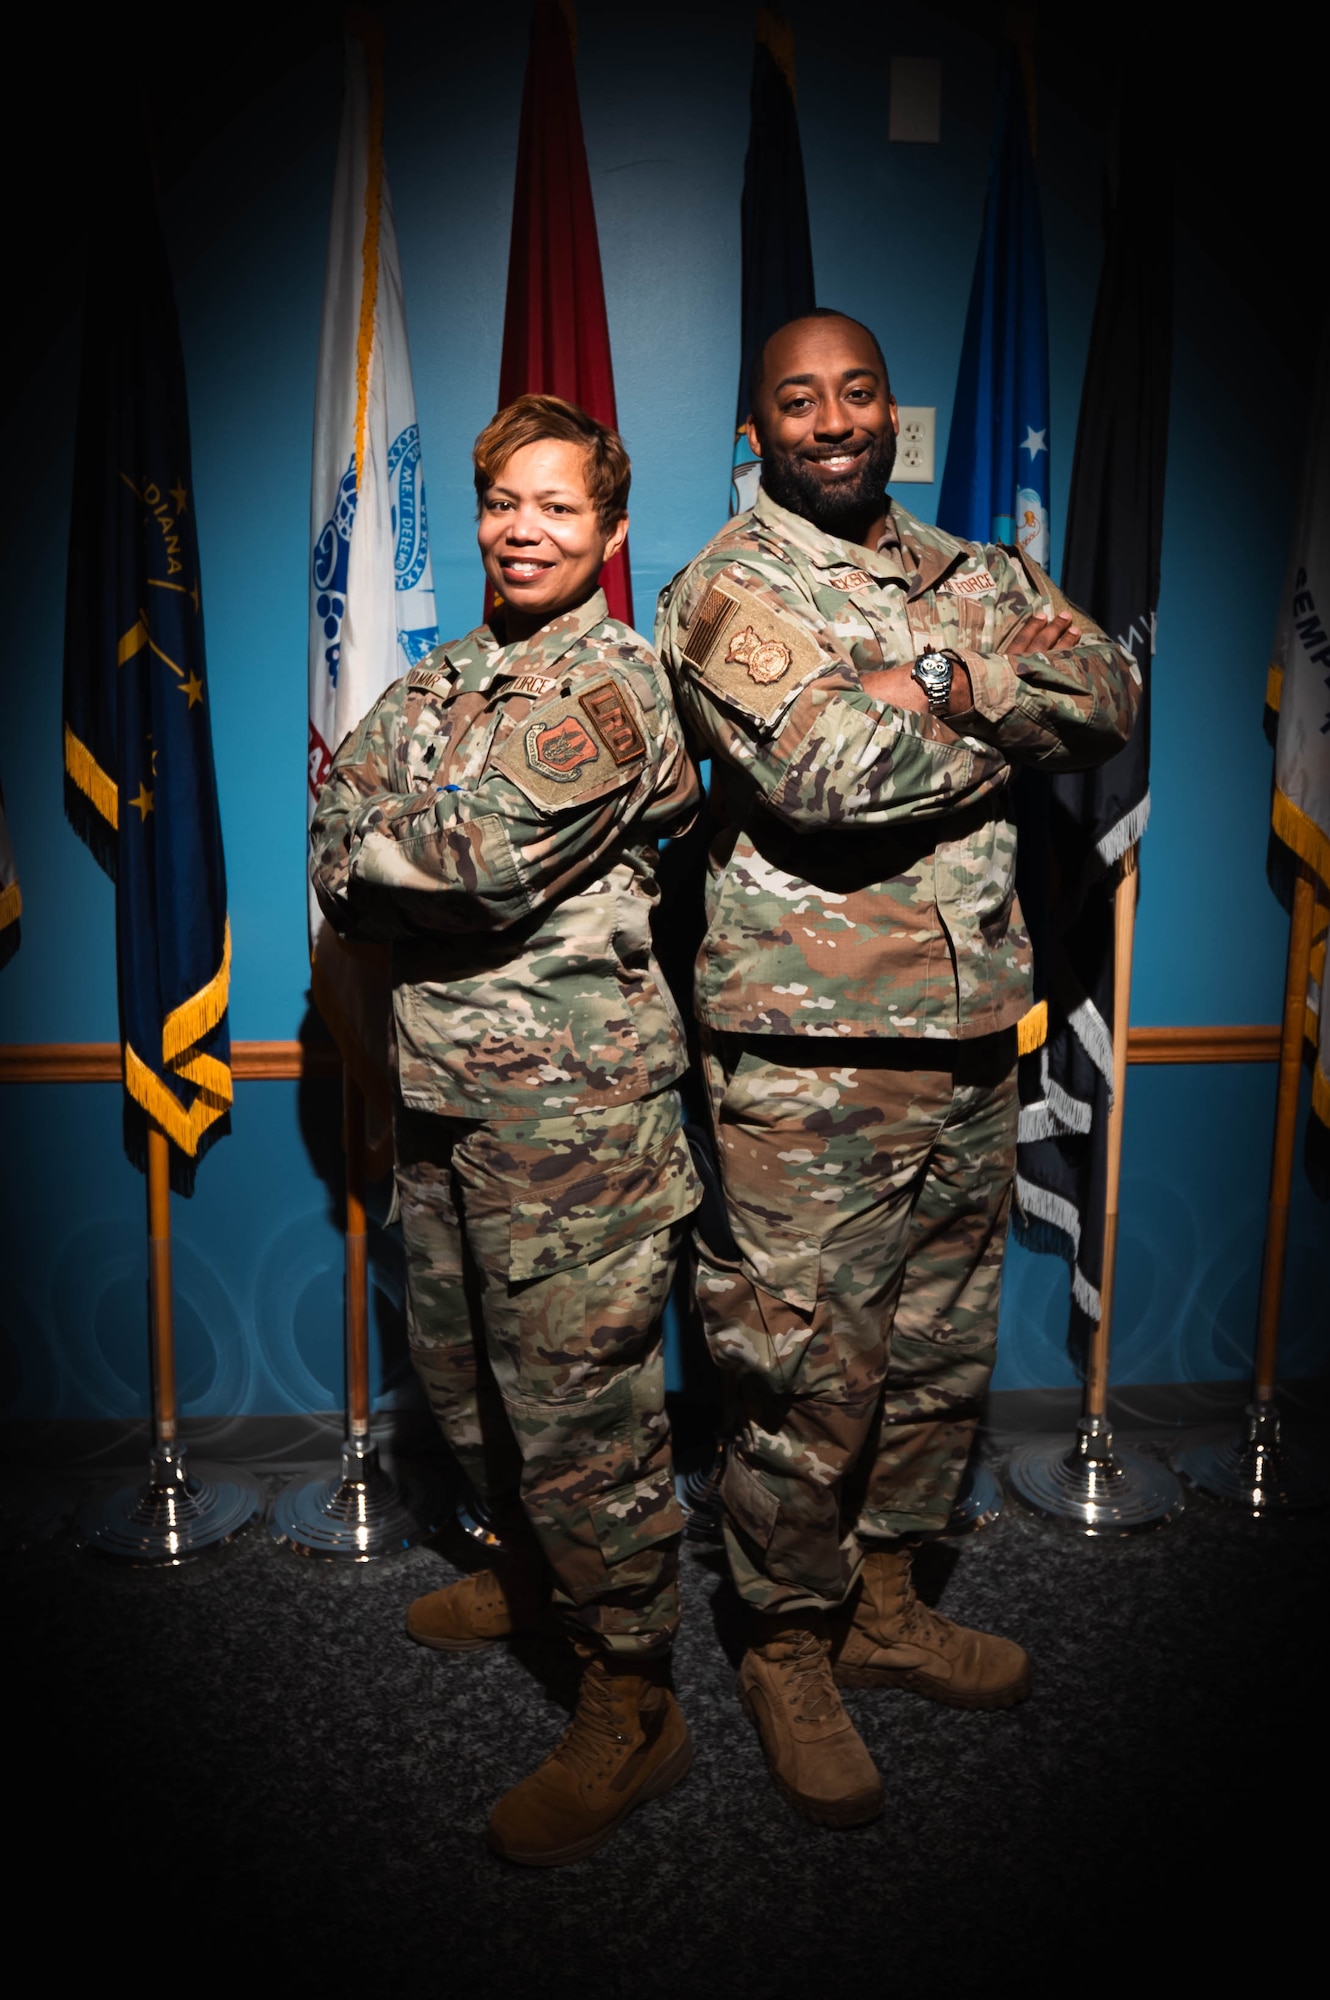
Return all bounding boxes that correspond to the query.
[77,1124,260,1563]
[270,1074,434,1560]
[1007,853,1184,1534]
[1171,866,1329,1514]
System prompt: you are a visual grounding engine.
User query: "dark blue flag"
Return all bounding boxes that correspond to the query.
[731,4,816,514]
[63,150,232,1185]
[1013,102,1171,1324]
[937,45,1050,570]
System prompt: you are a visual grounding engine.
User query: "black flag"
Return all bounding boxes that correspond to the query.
[730,4,816,513]
[1013,102,1172,1327]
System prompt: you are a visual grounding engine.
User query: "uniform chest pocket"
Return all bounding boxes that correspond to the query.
[909,591,993,654]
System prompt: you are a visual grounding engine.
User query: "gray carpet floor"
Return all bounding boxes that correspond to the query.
[10,1442,1326,1998]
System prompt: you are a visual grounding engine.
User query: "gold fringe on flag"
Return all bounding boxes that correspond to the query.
[1272,788,1330,896]
[162,918,232,1062]
[124,1039,232,1157]
[1016,997,1048,1056]
[64,724,119,831]
[0,879,20,932]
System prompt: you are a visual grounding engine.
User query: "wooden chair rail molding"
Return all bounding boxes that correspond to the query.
[0,1024,1283,1085]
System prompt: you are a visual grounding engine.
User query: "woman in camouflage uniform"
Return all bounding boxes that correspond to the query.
[310,396,702,1865]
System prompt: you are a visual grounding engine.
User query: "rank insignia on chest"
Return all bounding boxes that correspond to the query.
[526,715,600,783]
[827,569,872,593]
[939,569,997,599]
[579,679,647,764]
[682,580,828,723]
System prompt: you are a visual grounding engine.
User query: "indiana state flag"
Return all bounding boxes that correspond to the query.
[63,147,231,1184]
[937,43,1049,565]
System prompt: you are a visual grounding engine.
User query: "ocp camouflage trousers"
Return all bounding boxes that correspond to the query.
[697,1030,1017,1614]
[394,1088,700,1657]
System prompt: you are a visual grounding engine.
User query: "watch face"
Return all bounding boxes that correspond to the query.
[913,649,953,708]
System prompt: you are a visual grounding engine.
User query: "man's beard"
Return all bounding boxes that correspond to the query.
[758,429,898,534]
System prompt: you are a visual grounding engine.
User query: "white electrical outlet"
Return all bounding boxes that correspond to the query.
[895,407,935,483]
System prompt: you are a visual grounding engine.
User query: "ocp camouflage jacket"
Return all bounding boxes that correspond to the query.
[310,590,700,1119]
[655,486,1140,1041]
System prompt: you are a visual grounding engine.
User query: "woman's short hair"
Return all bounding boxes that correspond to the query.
[472,393,631,528]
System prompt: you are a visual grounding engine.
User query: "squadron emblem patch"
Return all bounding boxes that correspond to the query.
[495,675,651,811]
[526,716,600,784]
[579,679,647,764]
[681,576,829,724]
[725,624,792,685]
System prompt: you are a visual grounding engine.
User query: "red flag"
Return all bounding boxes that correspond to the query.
[495,0,633,625]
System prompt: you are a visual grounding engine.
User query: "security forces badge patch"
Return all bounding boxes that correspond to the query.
[496,675,648,810]
[682,577,827,723]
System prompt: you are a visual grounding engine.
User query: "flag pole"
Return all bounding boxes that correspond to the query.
[1007,847,1184,1532]
[1172,863,1329,1510]
[270,1068,432,1558]
[76,1119,261,1562]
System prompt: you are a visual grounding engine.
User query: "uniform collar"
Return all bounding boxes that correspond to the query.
[752,484,911,586]
[447,588,610,689]
[752,485,977,599]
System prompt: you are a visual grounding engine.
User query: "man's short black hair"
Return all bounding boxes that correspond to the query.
[748,309,892,412]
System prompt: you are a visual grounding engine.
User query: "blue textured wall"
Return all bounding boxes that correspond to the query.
[1,2,1324,1422]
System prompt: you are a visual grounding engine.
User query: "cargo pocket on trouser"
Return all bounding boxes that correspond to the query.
[692,1239,823,1397]
[393,1128,520,1500]
[509,1366,686,1648]
[698,1247,872,1607]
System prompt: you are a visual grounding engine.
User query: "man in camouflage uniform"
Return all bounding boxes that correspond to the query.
[312,395,701,1865]
[656,311,1140,1826]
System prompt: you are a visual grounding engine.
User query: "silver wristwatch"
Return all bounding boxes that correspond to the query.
[911,646,957,716]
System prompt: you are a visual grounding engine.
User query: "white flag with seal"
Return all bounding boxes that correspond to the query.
[307,17,438,1131]
[1268,326,1330,1134]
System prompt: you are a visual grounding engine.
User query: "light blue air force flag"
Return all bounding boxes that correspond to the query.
[937,47,1049,565]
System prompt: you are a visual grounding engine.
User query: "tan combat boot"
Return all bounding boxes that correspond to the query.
[831,1543,1031,1709]
[737,1613,884,1828]
[405,1544,547,1654]
[487,1652,694,1866]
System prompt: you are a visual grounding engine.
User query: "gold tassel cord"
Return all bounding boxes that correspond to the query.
[64,725,119,831]
[1016,998,1047,1056]
[0,880,20,932]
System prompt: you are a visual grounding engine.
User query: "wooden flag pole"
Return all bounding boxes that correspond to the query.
[74,1117,260,1560]
[146,1121,178,1446]
[1170,858,1328,1509]
[1084,846,1138,1420]
[1006,842,1183,1530]
[268,1062,431,1555]
[1252,862,1315,1403]
[343,1068,372,1441]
